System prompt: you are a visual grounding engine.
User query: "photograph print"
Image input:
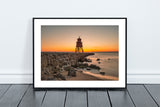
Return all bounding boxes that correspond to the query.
[33,18,126,88]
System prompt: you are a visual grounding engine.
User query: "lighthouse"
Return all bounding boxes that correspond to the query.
[75,37,84,53]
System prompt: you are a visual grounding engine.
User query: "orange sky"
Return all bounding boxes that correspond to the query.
[41,26,118,52]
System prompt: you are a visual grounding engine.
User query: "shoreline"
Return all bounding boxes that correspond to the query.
[41,52,118,81]
[42,69,118,81]
[82,70,118,80]
[61,70,101,80]
[59,70,118,80]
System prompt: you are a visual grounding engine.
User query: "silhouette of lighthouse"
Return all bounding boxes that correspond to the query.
[75,37,84,53]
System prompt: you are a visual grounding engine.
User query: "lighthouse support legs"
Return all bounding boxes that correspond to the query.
[75,47,83,53]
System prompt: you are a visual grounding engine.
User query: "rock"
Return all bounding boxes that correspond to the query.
[56,73,66,80]
[41,52,95,80]
[100,72,105,75]
[98,62,101,64]
[60,76,66,80]
[47,76,55,80]
[41,76,46,80]
[89,64,101,70]
[44,72,48,75]
[87,59,92,62]
[78,58,84,62]
[71,64,78,68]
[78,70,83,73]
[68,70,76,77]
[53,71,57,74]
[78,63,88,68]
[64,66,72,71]
[96,58,100,61]
[84,58,92,62]
[86,67,91,70]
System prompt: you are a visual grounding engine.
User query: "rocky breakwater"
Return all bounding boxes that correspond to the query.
[41,52,94,80]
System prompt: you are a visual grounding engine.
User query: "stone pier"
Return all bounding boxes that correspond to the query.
[41,52,94,80]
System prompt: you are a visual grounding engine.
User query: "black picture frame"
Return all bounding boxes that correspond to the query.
[33,18,127,89]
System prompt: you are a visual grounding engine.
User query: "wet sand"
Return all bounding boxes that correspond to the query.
[61,70,118,80]
[61,70,101,80]
[83,71,118,80]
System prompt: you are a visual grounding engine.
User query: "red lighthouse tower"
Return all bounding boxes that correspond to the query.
[75,37,84,53]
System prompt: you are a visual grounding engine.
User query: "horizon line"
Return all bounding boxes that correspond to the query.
[41,51,119,53]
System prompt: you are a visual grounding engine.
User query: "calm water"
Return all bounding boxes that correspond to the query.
[86,52,118,77]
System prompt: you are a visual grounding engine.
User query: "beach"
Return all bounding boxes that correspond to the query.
[61,70,118,80]
[86,52,119,77]
[41,52,118,81]
[42,69,118,81]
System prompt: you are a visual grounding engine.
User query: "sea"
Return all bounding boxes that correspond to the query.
[86,52,118,78]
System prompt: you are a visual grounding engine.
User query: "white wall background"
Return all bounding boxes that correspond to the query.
[0,0,160,83]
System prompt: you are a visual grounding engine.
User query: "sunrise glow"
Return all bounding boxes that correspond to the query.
[41,26,119,52]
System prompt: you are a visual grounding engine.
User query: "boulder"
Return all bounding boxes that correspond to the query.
[96,58,100,61]
[89,64,101,70]
[68,70,76,77]
[100,72,105,75]
[86,67,91,70]
[56,73,66,80]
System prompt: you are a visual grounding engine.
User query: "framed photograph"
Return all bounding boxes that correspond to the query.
[33,18,127,88]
